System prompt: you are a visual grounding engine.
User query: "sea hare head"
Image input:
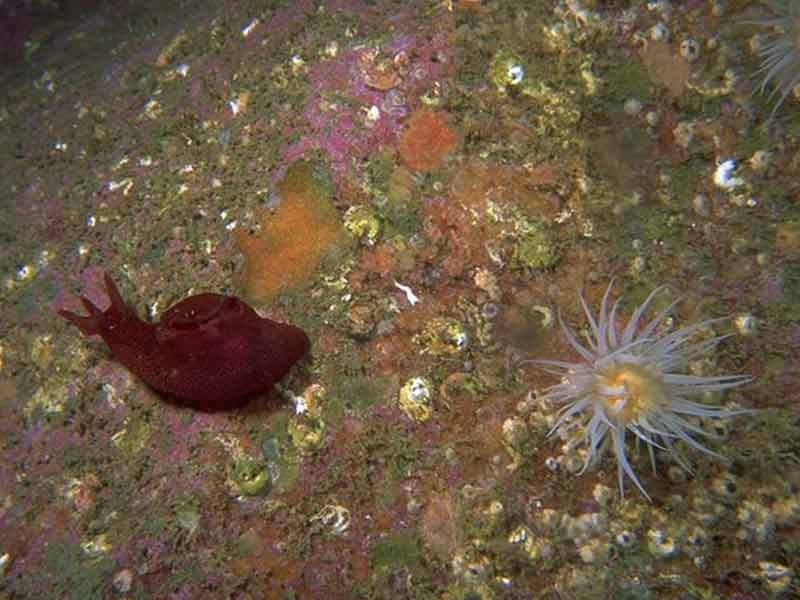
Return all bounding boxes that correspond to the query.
[58,273,144,342]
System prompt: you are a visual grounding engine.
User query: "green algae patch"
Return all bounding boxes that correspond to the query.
[370,528,424,572]
[173,502,202,540]
[768,260,800,324]
[111,419,152,456]
[40,539,113,600]
[601,51,655,104]
[376,162,424,240]
[328,371,391,416]
[307,420,420,510]
[512,220,559,270]
[486,199,559,271]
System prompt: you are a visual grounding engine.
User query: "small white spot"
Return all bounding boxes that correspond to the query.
[324,41,338,57]
[650,22,669,41]
[37,249,53,266]
[680,38,701,62]
[16,265,32,280]
[107,179,134,195]
[623,98,642,116]
[451,331,469,351]
[615,530,636,548]
[407,377,431,402]
[734,313,757,336]
[555,207,574,224]
[143,98,161,120]
[393,280,420,306]
[242,18,259,37]
[0,553,10,575]
[364,105,381,122]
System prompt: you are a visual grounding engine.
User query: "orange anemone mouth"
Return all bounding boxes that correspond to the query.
[597,362,667,424]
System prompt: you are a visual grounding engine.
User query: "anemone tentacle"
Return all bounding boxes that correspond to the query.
[747,0,800,117]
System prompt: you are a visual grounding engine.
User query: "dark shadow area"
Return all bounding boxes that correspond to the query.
[0,0,111,65]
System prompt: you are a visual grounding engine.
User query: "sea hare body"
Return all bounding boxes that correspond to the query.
[59,273,309,411]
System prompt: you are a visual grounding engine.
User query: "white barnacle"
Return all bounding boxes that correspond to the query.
[507,64,524,86]
[713,159,744,190]
[311,504,351,535]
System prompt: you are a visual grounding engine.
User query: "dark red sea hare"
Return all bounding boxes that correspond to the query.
[59,273,310,411]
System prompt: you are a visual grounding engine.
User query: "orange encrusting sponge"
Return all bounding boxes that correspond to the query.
[396,108,459,172]
[234,162,343,303]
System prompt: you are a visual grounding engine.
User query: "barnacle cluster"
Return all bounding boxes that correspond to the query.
[529,281,752,501]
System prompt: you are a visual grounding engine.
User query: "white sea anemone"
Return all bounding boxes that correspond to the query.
[748,0,800,117]
[529,281,752,501]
